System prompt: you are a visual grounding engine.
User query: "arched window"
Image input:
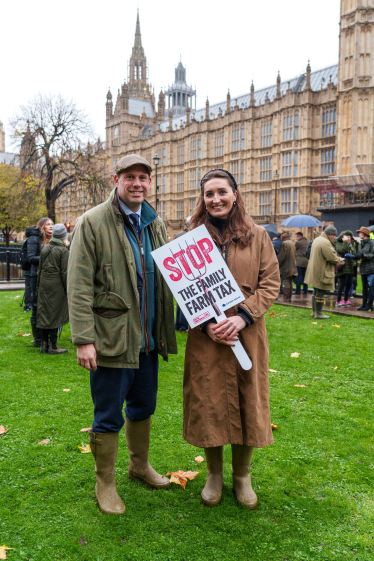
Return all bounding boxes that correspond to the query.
[134,65,138,80]
[139,65,142,79]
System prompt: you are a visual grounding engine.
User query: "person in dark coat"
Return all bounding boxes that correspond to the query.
[37,224,69,355]
[356,227,374,311]
[22,226,35,312]
[278,230,297,302]
[294,232,309,295]
[335,230,357,307]
[27,218,54,346]
[272,234,282,258]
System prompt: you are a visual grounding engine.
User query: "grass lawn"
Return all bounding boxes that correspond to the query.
[0,292,373,561]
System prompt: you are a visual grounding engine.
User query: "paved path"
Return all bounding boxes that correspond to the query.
[276,292,373,319]
[0,283,25,291]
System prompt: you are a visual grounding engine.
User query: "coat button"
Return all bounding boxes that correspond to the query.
[137,285,142,290]
[254,310,258,313]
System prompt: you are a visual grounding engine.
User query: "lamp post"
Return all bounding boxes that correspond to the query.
[153,154,160,213]
[273,170,279,225]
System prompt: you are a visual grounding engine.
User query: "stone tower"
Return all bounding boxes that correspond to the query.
[164,59,196,117]
[128,9,152,101]
[336,0,374,175]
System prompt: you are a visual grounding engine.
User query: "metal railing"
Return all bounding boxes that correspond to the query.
[0,248,24,281]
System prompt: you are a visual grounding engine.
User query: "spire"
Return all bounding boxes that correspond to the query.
[134,8,142,49]
[250,81,255,107]
[205,97,210,120]
[227,89,231,113]
[305,60,311,91]
[276,71,281,99]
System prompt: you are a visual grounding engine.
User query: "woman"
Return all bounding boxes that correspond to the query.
[335,230,357,307]
[356,227,374,311]
[37,223,69,355]
[27,217,54,346]
[183,169,280,509]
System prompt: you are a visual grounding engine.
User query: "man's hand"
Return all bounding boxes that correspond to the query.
[206,316,246,347]
[77,344,97,371]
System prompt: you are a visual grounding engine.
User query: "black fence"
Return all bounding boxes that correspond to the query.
[0,248,24,281]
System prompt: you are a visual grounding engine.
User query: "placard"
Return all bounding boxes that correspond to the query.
[151,224,245,328]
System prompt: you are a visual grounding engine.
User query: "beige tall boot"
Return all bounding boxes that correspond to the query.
[201,446,224,507]
[231,444,258,509]
[125,417,170,489]
[89,431,126,515]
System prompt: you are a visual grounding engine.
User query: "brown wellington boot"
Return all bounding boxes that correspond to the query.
[201,446,224,507]
[89,431,126,514]
[125,417,170,489]
[231,444,258,510]
[47,342,68,355]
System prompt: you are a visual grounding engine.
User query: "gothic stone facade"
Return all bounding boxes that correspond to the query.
[58,0,374,237]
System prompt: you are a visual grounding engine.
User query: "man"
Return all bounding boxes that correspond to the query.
[278,230,297,302]
[294,232,309,295]
[304,225,344,319]
[67,154,177,515]
[355,227,374,311]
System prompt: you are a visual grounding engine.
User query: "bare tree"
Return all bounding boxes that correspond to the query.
[11,93,110,222]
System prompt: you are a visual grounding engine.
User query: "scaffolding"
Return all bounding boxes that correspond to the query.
[310,164,374,195]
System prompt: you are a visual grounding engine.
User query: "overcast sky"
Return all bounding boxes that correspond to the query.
[1,0,340,150]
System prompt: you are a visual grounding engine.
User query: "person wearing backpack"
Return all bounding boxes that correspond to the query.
[27,218,54,347]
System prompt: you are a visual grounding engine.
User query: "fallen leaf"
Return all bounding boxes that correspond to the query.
[275,376,281,379]
[320,325,325,327]
[78,444,91,454]
[0,545,13,559]
[120,538,127,543]
[332,324,341,328]
[279,314,287,317]
[271,424,278,429]
[269,312,276,317]
[314,376,319,379]
[294,385,307,388]
[195,455,204,463]
[0,426,9,435]
[269,369,278,373]
[290,352,300,358]
[63,389,70,392]
[332,366,340,370]
[311,321,318,324]
[15,295,20,298]
[38,439,50,445]
[18,333,31,337]
[80,427,92,432]
[165,470,199,489]
[79,536,87,546]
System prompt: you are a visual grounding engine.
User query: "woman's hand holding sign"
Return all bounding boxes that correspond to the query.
[207,315,246,346]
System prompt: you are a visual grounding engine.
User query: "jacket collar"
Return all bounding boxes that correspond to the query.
[50,238,65,247]
[321,231,335,246]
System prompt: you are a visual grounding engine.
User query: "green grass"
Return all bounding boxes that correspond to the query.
[1,292,373,561]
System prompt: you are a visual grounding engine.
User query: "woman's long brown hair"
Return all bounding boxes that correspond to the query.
[37,217,53,247]
[190,170,254,247]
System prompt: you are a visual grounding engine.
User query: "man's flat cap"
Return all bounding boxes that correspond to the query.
[115,154,152,176]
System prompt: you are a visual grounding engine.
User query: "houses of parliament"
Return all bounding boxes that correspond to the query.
[57,0,374,237]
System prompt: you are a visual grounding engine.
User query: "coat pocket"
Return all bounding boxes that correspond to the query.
[322,270,335,284]
[93,292,130,356]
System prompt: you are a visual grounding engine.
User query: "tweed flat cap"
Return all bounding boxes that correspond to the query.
[324,225,337,235]
[115,154,152,176]
[356,226,370,237]
[52,223,67,240]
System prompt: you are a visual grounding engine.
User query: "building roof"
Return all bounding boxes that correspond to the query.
[129,98,154,118]
[160,63,338,132]
[0,152,19,166]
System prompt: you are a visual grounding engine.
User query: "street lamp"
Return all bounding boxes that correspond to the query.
[153,154,160,213]
[273,170,279,225]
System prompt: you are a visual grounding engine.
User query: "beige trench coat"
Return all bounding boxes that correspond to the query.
[304,232,340,291]
[183,224,280,448]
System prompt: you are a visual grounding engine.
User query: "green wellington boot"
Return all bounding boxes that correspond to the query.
[231,444,258,509]
[201,446,224,507]
[89,431,126,514]
[315,296,330,319]
[125,417,170,489]
[311,293,316,318]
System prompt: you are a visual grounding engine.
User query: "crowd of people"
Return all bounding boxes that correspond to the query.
[17,152,374,517]
[271,225,374,318]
